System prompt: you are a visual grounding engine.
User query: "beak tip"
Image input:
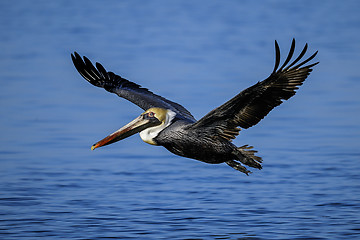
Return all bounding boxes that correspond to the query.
[91,145,96,151]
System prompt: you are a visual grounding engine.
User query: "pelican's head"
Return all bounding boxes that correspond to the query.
[91,108,176,150]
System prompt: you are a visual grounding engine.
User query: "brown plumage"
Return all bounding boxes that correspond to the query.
[72,39,318,174]
[190,39,318,140]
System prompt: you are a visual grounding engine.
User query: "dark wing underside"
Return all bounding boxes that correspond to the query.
[71,52,195,121]
[189,39,318,141]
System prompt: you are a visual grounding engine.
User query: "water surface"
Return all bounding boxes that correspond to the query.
[0,1,359,239]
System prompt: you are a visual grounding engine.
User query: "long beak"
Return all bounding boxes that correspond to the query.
[91,115,161,150]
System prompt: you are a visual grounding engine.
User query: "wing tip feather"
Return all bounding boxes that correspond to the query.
[272,39,318,74]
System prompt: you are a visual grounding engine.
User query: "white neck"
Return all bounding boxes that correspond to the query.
[139,110,176,145]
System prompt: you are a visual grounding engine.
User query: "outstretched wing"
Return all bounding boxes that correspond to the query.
[71,52,195,121]
[189,39,318,141]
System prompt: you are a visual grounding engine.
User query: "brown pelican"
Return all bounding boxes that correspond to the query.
[71,39,318,174]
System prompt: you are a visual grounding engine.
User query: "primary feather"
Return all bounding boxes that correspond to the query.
[189,39,318,141]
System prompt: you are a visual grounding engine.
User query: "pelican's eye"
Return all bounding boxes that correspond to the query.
[147,112,155,118]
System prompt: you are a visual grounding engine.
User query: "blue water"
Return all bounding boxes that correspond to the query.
[1,0,360,239]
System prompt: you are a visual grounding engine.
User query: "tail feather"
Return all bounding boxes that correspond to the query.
[226,145,263,174]
[238,145,263,165]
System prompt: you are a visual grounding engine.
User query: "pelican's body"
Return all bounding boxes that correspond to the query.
[154,117,233,163]
[72,39,318,174]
